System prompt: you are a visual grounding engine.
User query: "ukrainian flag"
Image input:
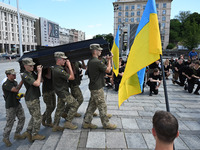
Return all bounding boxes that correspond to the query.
[118,0,162,107]
[111,26,120,76]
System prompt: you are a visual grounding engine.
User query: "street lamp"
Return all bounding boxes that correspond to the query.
[17,0,23,57]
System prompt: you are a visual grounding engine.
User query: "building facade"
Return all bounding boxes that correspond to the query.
[113,0,172,51]
[0,2,38,53]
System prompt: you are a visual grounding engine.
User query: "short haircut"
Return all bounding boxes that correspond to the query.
[153,68,159,73]
[153,111,178,143]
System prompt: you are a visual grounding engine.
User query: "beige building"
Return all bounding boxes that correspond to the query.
[113,0,172,51]
[0,2,38,53]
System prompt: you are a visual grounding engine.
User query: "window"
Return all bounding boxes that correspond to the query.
[118,18,121,23]
[125,18,128,22]
[137,18,140,22]
[162,16,166,21]
[162,23,165,28]
[161,35,165,41]
[125,5,129,10]
[118,12,122,16]
[162,10,166,15]
[161,30,165,34]
[125,12,128,17]
[131,18,134,22]
[143,5,146,9]
[131,12,134,16]
[163,3,166,8]
[119,6,122,11]
[156,4,159,8]
[131,5,135,10]
[157,11,159,15]
[137,5,141,9]
[137,11,140,16]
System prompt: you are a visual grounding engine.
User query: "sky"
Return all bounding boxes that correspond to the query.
[2,0,200,39]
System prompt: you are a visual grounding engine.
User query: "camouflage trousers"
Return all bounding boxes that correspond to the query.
[83,88,109,126]
[42,91,56,124]
[25,99,42,135]
[54,94,79,125]
[65,85,83,113]
[3,103,25,139]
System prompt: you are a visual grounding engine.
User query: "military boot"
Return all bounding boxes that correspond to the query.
[52,125,64,132]
[75,112,81,117]
[3,138,12,147]
[46,123,53,128]
[61,113,68,119]
[32,134,45,141]
[103,123,117,130]
[14,133,26,140]
[107,114,112,118]
[64,121,77,130]
[24,131,33,142]
[93,112,98,117]
[82,123,98,129]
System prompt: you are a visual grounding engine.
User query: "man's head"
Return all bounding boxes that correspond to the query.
[5,68,16,80]
[22,58,35,72]
[54,52,67,66]
[152,111,179,144]
[90,43,103,57]
[153,68,160,76]
[194,60,200,69]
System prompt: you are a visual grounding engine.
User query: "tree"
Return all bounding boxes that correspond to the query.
[182,20,200,50]
[93,33,114,47]
[185,12,200,25]
[175,11,191,23]
[169,19,181,45]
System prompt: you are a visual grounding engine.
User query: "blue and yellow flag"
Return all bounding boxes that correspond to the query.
[118,0,162,107]
[111,26,120,76]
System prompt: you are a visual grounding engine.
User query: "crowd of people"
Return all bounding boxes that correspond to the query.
[3,45,198,149]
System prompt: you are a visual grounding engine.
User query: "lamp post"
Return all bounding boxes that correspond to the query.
[17,0,23,57]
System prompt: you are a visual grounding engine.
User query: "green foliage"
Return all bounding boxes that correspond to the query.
[169,19,181,44]
[93,33,114,46]
[167,43,176,49]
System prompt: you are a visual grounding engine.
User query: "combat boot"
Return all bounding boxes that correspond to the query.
[32,134,45,141]
[93,112,98,117]
[82,123,98,129]
[52,125,64,132]
[61,113,68,119]
[42,118,47,126]
[46,123,53,128]
[103,123,117,130]
[107,114,112,118]
[14,133,26,140]
[3,138,12,147]
[64,121,77,130]
[75,112,81,117]
[24,131,33,142]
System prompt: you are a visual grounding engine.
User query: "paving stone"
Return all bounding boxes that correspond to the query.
[56,131,80,150]
[136,119,152,130]
[178,120,190,131]
[177,112,200,119]
[138,111,154,117]
[29,140,45,150]
[174,137,189,149]
[106,132,126,148]
[125,133,147,149]
[86,132,105,148]
[182,121,200,130]
[180,134,200,149]
[108,110,139,116]
[142,133,155,149]
[121,118,139,129]
[41,133,61,150]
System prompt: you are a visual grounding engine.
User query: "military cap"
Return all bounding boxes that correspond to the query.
[5,68,16,75]
[90,44,103,51]
[54,52,67,59]
[22,57,35,65]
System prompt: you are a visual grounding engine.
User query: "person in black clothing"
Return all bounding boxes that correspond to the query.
[147,68,162,96]
[147,61,160,81]
[113,61,125,91]
[172,59,184,85]
[163,59,170,79]
[188,61,200,95]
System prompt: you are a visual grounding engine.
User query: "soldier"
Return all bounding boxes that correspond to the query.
[52,52,79,131]
[62,61,86,119]
[21,58,45,142]
[2,69,25,147]
[42,67,56,127]
[82,43,116,130]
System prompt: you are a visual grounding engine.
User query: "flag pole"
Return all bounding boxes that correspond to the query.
[160,54,170,112]
[160,54,175,150]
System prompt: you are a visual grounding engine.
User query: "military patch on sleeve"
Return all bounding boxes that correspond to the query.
[101,61,104,65]
[25,75,28,79]
[61,70,64,73]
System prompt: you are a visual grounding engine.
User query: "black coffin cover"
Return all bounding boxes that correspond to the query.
[18,37,110,71]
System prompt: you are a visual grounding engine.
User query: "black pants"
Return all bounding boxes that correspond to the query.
[188,79,200,93]
[174,74,186,86]
[149,82,158,95]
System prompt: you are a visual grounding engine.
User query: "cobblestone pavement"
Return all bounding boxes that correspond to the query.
[0,61,200,150]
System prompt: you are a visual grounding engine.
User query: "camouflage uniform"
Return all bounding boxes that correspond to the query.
[65,62,83,113]
[22,71,42,135]
[42,71,56,124]
[2,79,25,139]
[52,65,79,126]
[83,57,109,126]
